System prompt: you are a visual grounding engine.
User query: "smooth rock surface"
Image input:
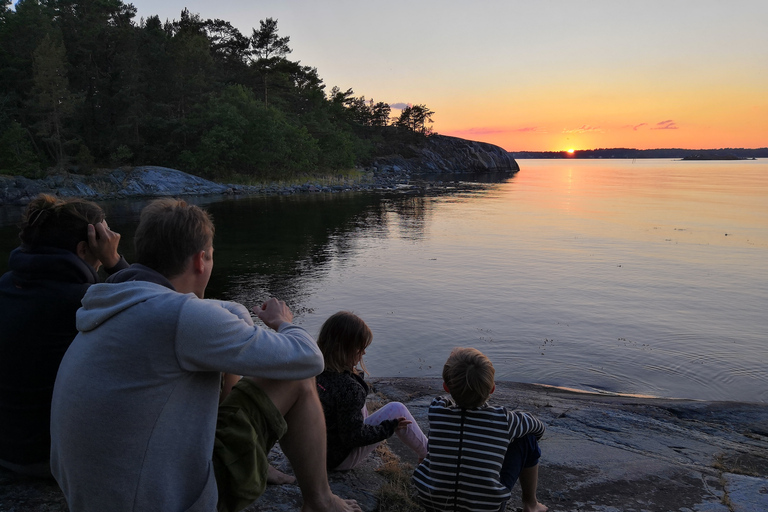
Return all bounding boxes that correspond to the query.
[2,378,766,512]
[375,378,768,512]
[0,166,241,205]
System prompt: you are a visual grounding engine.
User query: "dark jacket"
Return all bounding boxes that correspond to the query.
[316,369,398,469]
[0,246,126,465]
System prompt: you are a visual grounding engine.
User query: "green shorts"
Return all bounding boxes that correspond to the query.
[213,379,288,512]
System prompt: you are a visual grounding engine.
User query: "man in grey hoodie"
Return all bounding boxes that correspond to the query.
[50,198,360,512]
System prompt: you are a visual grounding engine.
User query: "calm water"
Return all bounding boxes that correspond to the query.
[2,159,766,402]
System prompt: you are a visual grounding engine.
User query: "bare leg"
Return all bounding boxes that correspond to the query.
[219,373,242,403]
[249,377,361,512]
[226,374,294,485]
[519,464,547,512]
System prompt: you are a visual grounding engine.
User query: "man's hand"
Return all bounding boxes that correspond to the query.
[88,221,121,269]
[252,298,293,331]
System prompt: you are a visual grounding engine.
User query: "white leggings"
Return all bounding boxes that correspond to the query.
[333,401,428,471]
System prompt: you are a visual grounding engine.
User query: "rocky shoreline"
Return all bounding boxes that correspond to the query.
[0,165,506,206]
[2,378,766,512]
[0,135,521,206]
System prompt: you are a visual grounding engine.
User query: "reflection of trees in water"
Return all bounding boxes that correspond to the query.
[203,193,433,309]
[0,192,438,306]
[387,196,431,241]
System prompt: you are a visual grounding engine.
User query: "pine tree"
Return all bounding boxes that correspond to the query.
[250,18,292,107]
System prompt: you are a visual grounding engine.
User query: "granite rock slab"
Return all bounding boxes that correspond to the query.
[2,378,766,512]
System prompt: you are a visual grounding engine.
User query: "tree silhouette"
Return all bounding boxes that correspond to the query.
[395,104,434,135]
[250,17,291,107]
[369,101,391,127]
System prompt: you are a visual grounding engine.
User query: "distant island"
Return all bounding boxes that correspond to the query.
[680,154,754,161]
[510,148,768,159]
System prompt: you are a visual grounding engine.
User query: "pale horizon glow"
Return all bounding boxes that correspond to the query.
[60,1,768,152]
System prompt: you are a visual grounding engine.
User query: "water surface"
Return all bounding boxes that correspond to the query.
[2,159,766,402]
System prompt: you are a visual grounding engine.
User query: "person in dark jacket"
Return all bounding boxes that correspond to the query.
[0,194,126,477]
[315,311,427,470]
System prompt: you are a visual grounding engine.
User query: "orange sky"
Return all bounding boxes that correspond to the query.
[129,1,768,152]
[437,67,768,151]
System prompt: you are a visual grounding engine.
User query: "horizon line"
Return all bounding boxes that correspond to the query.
[506,146,768,153]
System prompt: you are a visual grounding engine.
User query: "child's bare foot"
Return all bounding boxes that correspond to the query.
[267,465,296,485]
[522,501,548,512]
[301,494,362,512]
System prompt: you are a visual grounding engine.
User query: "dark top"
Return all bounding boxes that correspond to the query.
[0,246,127,465]
[316,369,398,469]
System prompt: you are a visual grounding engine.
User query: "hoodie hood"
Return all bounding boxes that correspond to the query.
[8,246,99,284]
[77,278,188,333]
[106,263,175,289]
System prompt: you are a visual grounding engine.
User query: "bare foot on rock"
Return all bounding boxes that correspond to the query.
[301,494,361,512]
[267,465,296,485]
[523,501,548,512]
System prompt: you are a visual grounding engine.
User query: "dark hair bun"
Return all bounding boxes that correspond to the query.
[19,194,104,253]
[24,194,60,228]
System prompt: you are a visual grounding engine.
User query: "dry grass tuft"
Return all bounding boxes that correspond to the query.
[367,394,387,414]
[374,444,423,512]
[713,452,766,477]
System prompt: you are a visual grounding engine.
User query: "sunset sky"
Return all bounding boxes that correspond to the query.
[124,1,767,151]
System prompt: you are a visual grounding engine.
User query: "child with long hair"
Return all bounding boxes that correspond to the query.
[316,311,428,470]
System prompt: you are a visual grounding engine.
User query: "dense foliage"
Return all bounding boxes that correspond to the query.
[0,0,434,179]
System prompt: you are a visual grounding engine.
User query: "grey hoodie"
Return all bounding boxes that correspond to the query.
[50,276,323,512]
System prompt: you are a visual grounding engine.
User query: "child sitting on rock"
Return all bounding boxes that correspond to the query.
[413,347,547,512]
[315,311,428,470]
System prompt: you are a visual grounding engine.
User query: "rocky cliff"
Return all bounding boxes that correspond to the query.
[372,134,519,175]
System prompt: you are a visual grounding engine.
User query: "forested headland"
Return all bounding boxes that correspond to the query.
[0,0,436,181]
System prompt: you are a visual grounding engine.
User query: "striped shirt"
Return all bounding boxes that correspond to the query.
[412,396,545,512]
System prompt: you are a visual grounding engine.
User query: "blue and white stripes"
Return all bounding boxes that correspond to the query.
[412,396,545,512]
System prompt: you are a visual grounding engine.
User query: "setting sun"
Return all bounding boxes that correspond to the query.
[567,149,575,154]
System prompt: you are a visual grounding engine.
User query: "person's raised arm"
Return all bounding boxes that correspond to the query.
[176,298,323,380]
[252,298,293,331]
[88,221,123,270]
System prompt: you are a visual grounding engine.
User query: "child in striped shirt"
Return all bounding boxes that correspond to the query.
[412,347,547,512]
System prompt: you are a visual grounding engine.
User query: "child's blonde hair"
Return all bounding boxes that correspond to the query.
[442,347,495,408]
[317,311,372,374]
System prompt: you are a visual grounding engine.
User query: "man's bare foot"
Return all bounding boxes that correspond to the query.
[523,501,548,512]
[301,493,362,512]
[267,465,296,485]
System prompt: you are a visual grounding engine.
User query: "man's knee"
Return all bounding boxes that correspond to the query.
[246,376,318,417]
[287,376,319,402]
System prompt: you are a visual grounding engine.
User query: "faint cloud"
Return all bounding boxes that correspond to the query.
[389,102,410,110]
[619,122,650,131]
[651,120,678,130]
[562,125,603,134]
